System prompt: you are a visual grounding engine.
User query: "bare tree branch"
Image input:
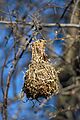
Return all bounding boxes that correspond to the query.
[70,0,80,23]
[0,20,80,28]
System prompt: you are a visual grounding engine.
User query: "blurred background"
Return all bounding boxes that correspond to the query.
[0,0,80,120]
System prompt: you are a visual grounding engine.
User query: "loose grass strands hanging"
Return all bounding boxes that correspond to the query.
[22,39,61,99]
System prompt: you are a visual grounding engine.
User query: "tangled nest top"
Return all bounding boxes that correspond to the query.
[22,40,61,99]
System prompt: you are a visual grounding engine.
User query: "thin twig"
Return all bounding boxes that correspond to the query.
[42,23,80,28]
[49,104,80,119]
[58,0,73,22]
[70,0,80,23]
[2,38,32,120]
[0,20,33,25]
[0,20,80,28]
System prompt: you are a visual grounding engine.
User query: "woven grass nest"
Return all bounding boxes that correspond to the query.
[22,39,61,99]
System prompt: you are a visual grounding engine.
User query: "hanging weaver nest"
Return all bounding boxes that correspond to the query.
[22,39,61,99]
